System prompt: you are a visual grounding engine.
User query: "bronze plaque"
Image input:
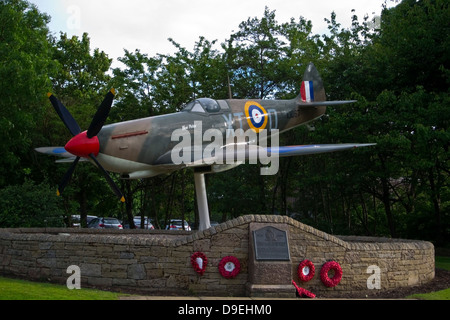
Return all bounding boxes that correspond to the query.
[253,226,290,261]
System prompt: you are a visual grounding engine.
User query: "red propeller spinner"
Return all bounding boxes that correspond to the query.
[64,131,100,158]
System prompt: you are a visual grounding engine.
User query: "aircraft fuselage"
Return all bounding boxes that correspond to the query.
[96,98,326,177]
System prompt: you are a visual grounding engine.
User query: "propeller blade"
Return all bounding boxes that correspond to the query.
[57,156,80,196]
[49,89,123,202]
[89,153,125,203]
[87,89,115,138]
[47,93,81,136]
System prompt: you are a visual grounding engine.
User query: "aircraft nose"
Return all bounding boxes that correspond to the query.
[65,131,100,158]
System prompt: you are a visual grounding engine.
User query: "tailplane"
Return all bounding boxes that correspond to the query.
[297,63,356,107]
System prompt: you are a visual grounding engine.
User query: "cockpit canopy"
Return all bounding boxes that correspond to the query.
[182,98,223,113]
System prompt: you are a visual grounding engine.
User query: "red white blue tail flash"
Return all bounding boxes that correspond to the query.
[301,81,315,102]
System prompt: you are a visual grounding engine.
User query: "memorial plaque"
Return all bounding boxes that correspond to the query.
[253,226,290,261]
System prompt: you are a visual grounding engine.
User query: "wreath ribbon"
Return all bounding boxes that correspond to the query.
[292,280,316,298]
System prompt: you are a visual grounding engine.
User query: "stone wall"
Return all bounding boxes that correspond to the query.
[0,215,435,297]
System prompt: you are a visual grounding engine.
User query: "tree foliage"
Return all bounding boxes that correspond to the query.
[0,180,65,227]
[0,0,448,245]
[0,0,53,187]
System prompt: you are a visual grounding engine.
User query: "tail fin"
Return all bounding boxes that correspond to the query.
[298,63,326,103]
[296,63,356,107]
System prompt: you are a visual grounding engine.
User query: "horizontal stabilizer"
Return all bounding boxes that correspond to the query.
[297,100,357,107]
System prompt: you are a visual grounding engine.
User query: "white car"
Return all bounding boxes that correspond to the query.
[70,215,97,228]
[133,216,154,230]
[88,217,123,229]
[166,219,191,231]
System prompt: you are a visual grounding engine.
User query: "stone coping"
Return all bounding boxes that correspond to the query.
[0,215,433,251]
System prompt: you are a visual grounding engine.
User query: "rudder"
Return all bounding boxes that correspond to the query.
[298,63,326,103]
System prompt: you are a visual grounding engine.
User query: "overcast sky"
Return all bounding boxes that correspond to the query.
[31,0,398,68]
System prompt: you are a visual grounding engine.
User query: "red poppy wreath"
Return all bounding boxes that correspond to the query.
[191,252,208,276]
[297,259,315,282]
[320,260,343,288]
[218,256,241,279]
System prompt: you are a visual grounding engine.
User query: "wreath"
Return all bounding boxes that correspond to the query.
[320,261,343,288]
[191,252,208,276]
[297,259,315,282]
[218,256,241,279]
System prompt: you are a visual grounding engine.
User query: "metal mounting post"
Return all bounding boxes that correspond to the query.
[194,172,211,231]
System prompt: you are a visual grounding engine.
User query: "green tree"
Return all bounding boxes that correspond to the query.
[44,32,116,227]
[111,49,163,120]
[295,0,449,242]
[378,0,449,93]
[0,0,54,187]
[167,37,229,100]
[224,7,290,99]
[0,180,65,227]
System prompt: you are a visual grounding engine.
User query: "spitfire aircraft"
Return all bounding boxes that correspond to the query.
[36,63,374,231]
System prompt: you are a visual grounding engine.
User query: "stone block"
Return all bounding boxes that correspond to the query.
[81,263,101,277]
[127,264,146,280]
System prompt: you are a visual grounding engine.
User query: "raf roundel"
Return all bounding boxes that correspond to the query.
[245,101,268,133]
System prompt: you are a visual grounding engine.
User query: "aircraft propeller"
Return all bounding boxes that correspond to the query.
[47,89,125,203]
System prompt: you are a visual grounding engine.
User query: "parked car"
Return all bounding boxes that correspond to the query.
[124,216,155,230]
[88,217,123,229]
[70,215,98,228]
[165,219,191,231]
[210,221,220,227]
[86,215,98,225]
[70,215,81,228]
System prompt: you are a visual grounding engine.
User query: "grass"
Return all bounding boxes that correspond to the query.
[406,256,450,300]
[0,276,128,300]
[407,288,450,300]
[435,256,450,271]
[1,256,449,300]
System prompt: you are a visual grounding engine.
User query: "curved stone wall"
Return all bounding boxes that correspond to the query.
[0,215,434,297]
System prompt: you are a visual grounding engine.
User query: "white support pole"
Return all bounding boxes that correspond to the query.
[194,172,211,231]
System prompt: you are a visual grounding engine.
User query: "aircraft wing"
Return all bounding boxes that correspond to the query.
[35,147,74,157]
[266,143,376,157]
[178,143,376,169]
[209,143,375,163]
[34,147,88,163]
[36,143,374,176]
